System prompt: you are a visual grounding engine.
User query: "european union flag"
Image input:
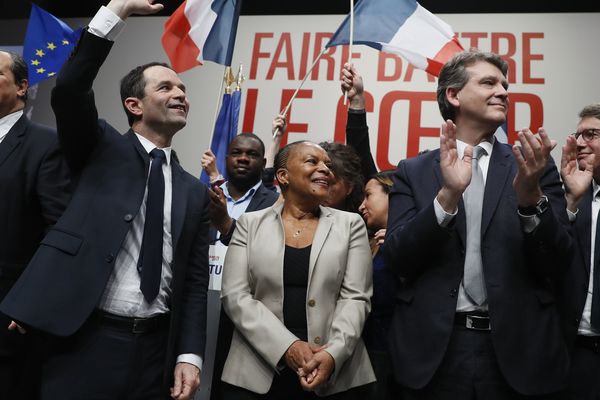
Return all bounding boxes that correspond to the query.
[23,5,81,86]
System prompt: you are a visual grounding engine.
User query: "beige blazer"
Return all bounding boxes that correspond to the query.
[221,203,375,396]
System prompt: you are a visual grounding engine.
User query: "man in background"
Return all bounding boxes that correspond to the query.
[0,50,70,399]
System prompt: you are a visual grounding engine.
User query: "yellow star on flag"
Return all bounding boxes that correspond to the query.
[35,49,45,57]
[47,42,57,50]
[36,67,46,74]
[62,39,70,45]
[31,59,40,66]
[47,72,56,77]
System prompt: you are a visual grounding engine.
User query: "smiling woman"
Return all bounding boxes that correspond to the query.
[219,140,375,399]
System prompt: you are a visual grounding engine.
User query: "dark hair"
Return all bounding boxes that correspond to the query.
[273,140,309,191]
[120,61,173,126]
[368,169,395,194]
[5,51,28,102]
[579,104,600,120]
[232,132,266,157]
[437,49,508,122]
[319,141,364,213]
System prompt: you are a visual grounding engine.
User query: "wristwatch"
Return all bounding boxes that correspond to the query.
[518,195,549,216]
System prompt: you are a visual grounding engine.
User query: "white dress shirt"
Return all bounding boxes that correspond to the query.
[0,110,23,144]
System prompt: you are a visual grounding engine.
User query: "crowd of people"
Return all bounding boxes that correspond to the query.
[1,0,600,399]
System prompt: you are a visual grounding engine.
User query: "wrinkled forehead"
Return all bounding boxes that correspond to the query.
[292,142,330,162]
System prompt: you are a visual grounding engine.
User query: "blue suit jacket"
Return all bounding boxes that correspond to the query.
[384,140,572,395]
[0,31,210,379]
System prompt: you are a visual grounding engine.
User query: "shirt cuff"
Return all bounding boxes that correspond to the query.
[567,208,578,222]
[517,211,541,233]
[434,197,457,227]
[88,6,126,41]
[176,354,203,371]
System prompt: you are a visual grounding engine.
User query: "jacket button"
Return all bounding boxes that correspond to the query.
[105,254,114,263]
[124,214,133,222]
[574,318,580,326]
[450,288,458,298]
[314,336,321,344]
[460,249,465,255]
[308,299,316,307]
[583,284,589,292]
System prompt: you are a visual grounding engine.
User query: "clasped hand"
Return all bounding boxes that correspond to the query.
[284,340,334,390]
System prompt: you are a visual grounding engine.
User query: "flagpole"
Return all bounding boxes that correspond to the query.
[343,0,354,106]
[273,47,328,139]
[210,66,228,144]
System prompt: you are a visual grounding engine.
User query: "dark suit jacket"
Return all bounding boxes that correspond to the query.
[384,141,572,396]
[0,115,71,355]
[0,31,210,380]
[558,187,594,350]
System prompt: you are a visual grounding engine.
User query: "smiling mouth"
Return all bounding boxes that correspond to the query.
[312,178,329,187]
[169,104,187,114]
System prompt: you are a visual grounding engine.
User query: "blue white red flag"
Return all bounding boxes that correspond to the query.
[327,0,464,76]
[162,0,241,72]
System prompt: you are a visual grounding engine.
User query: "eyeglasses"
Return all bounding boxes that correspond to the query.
[572,128,600,142]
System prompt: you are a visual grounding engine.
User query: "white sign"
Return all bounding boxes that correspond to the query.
[208,244,227,291]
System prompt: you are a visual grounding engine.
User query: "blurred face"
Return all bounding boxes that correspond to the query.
[359,179,389,230]
[280,143,332,202]
[226,136,265,187]
[0,51,26,118]
[323,175,352,210]
[576,116,600,181]
[136,65,189,133]
[454,61,508,129]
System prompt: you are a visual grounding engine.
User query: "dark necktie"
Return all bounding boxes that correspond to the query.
[138,148,166,303]
[591,200,600,330]
[463,145,487,305]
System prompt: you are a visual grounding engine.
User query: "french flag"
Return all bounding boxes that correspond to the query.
[327,0,464,76]
[162,0,241,73]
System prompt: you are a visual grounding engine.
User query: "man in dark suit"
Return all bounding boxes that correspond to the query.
[384,50,572,399]
[0,1,209,399]
[558,103,600,399]
[201,132,279,400]
[0,50,70,399]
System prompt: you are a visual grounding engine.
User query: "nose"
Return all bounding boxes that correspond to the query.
[318,161,331,175]
[359,199,367,213]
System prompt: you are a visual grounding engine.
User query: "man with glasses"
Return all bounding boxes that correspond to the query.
[559,103,600,399]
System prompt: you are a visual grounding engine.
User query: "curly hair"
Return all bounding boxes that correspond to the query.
[319,141,364,213]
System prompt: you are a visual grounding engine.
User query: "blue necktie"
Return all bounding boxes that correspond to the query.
[592,204,600,330]
[138,148,166,303]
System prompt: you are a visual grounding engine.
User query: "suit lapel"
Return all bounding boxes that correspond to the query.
[170,161,188,252]
[434,152,466,246]
[577,187,594,278]
[126,129,150,169]
[481,141,512,237]
[0,114,27,168]
[308,206,333,285]
[246,184,268,212]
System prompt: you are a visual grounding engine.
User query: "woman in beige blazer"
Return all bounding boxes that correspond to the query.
[220,141,375,399]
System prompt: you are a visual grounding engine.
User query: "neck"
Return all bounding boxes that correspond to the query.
[455,119,497,146]
[227,179,258,201]
[0,103,23,120]
[281,200,320,220]
[133,123,174,148]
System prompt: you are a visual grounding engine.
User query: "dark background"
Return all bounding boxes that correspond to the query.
[2,0,599,19]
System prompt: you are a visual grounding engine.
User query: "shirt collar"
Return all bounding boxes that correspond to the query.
[456,136,495,160]
[0,110,24,142]
[134,132,172,166]
[593,179,600,199]
[221,180,262,203]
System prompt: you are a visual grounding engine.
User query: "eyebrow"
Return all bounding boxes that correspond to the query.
[156,80,186,92]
